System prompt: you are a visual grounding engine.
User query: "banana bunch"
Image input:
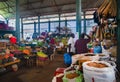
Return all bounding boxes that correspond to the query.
[98,0,117,17]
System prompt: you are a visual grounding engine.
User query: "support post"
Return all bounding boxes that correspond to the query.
[38,16,40,34]
[58,14,61,33]
[116,0,120,72]
[21,18,23,39]
[15,0,20,42]
[34,22,36,33]
[83,11,86,33]
[6,18,9,25]
[76,0,82,38]
[65,19,67,27]
[48,20,51,32]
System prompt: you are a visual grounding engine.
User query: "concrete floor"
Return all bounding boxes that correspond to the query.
[0,54,67,82]
[0,54,120,82]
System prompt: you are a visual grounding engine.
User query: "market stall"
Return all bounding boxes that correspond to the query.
[52,0,118,81]
[52,52,116,82]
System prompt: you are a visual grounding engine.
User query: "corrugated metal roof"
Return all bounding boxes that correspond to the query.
[0,0,104,18]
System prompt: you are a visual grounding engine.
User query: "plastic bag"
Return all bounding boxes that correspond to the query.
[64,53,72,66]
[62,70,83,82]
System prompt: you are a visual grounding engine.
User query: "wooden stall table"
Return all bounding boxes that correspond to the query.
[0,59,20,68]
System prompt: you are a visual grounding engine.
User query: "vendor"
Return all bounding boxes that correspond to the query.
[101,39,112,55]
[74,33,91,54]
[9,35,17,44]
[67,33,75,54]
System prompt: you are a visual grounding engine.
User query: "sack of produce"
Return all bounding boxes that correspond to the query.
[62,70,83,82]
[82,53,100,61]
[78,53,99,70]
[83,61,116,82]
[98,53,110,61]
[72,53,99,65]
[72,54,83,64]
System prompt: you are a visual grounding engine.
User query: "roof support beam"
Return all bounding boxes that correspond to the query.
[0,1,75,18]
[21,2,75,11]
[0,1,75,11]
[20,9,75,18]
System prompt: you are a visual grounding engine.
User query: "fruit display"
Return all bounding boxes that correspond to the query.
[37,51,48,58]
[23,49,30,55]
